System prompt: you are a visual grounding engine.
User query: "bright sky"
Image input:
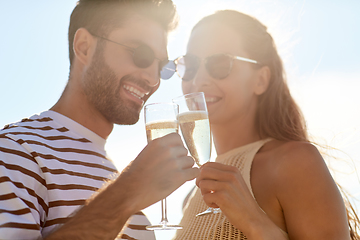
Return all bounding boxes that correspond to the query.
[1,1,360,239]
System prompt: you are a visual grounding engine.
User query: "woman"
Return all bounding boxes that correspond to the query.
[173,10,359,240]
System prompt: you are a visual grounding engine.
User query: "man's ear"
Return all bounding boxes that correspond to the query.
[73,28,97,66]
[254,66,271,95]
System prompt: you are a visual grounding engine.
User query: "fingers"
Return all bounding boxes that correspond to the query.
[163,155,199,183]
[147,133,189,159]
[202,192,221,208]
[194,162,266,229]
[126,132,199,210]
[201,162,238,171]
[149,132,184,147]
[181,164,200,181]
[195,162,244,209]
[174,155,196,169]
[197,179,223,208]
[196,162,238,187]
[198,179,223,194]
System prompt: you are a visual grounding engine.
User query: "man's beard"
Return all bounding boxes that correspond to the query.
[82,47,150,125]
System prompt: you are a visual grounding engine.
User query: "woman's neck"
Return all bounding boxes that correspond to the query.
[211,114,260,155]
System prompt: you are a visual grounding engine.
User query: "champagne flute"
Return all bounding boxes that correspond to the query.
[172,92,221,217]
[144,102,183,230]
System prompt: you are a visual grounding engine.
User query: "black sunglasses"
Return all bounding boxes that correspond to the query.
[91,34,173,80]
[172,53,260,81]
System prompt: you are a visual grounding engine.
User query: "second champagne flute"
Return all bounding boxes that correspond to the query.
[144,102,183,230]
[172,92,221,216]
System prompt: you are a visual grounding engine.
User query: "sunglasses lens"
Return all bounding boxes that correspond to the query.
[177,55,199,81]
[206,54,232,79]
[133,45,155,68]
[160,60,176,80]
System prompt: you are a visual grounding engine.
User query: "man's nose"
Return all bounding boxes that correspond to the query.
[141,62,161,87]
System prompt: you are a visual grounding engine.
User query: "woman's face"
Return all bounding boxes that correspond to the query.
[182,23,261,125]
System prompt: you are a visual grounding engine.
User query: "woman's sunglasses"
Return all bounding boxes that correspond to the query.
[91,34,173,80]
[168,53,260,81]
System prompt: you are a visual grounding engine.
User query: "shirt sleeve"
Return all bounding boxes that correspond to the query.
[116,212,156,240]
[0,134,47,240]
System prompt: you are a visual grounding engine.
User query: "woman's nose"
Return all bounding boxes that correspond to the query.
[191,64,211,87]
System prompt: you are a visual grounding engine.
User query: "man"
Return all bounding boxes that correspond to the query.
[0,0,198,239]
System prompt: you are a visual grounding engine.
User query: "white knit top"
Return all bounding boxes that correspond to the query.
[173,139,289,240]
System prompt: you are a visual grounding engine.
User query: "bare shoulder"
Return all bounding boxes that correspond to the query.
[252,140,348,236]
[254,140,333,192]
[258,140,325,172]
[257,139,340,200]
[256,141,350,239]
[253,140,350,238]
[262,140,320,158]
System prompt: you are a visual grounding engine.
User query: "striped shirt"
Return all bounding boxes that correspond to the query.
[0,111,155,240]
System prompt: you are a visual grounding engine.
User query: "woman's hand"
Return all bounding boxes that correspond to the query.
[196,162,265,230]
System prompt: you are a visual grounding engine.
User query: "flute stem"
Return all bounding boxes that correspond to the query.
[160,198,169,224]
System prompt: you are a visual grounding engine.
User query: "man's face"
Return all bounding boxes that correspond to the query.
[82,15,167,125]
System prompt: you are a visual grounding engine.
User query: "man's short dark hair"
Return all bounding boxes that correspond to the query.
[68,0,178,69]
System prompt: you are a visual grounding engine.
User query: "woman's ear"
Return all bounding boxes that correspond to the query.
[254,66,271,95]
[73,28,97,66]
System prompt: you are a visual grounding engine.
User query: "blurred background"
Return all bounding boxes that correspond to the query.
[1,0,360,239]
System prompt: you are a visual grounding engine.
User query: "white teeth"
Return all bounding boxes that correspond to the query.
[123,85,147,99]
[205,97,218,103]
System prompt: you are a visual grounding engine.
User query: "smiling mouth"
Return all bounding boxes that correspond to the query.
[123,84,150,100]
[205,96,221,103]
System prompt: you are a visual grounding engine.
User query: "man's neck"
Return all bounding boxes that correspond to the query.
[51,81,113,140]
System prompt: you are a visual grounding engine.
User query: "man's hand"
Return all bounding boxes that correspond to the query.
[45,133,198,240]
[117,132,199,212]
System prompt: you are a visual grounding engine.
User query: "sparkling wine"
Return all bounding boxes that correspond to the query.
[146,120,178,142]
[178,111,211,167]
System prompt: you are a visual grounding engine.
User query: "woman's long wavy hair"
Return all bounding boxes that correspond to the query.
[193,10,359,239]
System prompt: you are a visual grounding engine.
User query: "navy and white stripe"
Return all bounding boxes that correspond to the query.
[0,111,154,240]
